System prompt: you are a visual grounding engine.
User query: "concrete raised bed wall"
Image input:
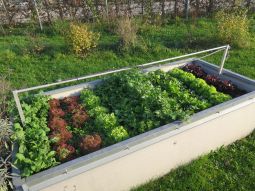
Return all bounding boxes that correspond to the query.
[14,59,255,191]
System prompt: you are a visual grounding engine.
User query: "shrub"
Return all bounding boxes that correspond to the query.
[0,153,13,191]
[215,10,250,48]
[0,75,11,119]
[0,118,13,191]
[116,16,137,48]
[0,183,8,191]
[0,119,12,152]
[66,23,100,55]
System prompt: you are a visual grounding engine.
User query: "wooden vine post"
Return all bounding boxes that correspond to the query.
[33,0,43,30]
[174,0,178,17]
[105,0,109,18]
[160,0,165,21]
[184,0,190,20]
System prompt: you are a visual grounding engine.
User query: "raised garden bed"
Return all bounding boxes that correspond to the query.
[13,59,255,191]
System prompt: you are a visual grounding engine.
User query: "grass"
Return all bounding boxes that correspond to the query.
[0,17,254,190]
[1,18,254,89]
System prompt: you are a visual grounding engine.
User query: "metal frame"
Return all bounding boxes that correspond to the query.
[12,45,230,125]
[219,45,230,74]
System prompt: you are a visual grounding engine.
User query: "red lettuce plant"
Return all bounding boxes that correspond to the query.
[49,98,60,108]
[72,109,89,128]
[49,126,73,145]
[62,96,80,113]
[66,103,78,113]
[48,117,67,130]
[205,75,235,92]
[182,64,246,97]
[182,64,207,78]
[49,108,65,118]
[48,96,92,162]
[62,96,79,106]
[80,134,102,153]
[56,143,75,162]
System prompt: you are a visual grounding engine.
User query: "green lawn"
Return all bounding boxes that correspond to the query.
[1,18,254,89]
[0,18,255,190]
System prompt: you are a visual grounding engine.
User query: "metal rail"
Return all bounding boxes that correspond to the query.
[13,45,230,125]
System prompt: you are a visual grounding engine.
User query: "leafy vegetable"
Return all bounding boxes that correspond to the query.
[148,70,211,114]
[48,96,90,162]
[80,134,102,154]
[13,95,57,177]
[80,89,129,145]
[182,64,246,97]
[94,70,188,135]
[169,68,231,105]
[13,68,233,177]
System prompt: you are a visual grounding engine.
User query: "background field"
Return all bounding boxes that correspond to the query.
[1,18,254,88]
